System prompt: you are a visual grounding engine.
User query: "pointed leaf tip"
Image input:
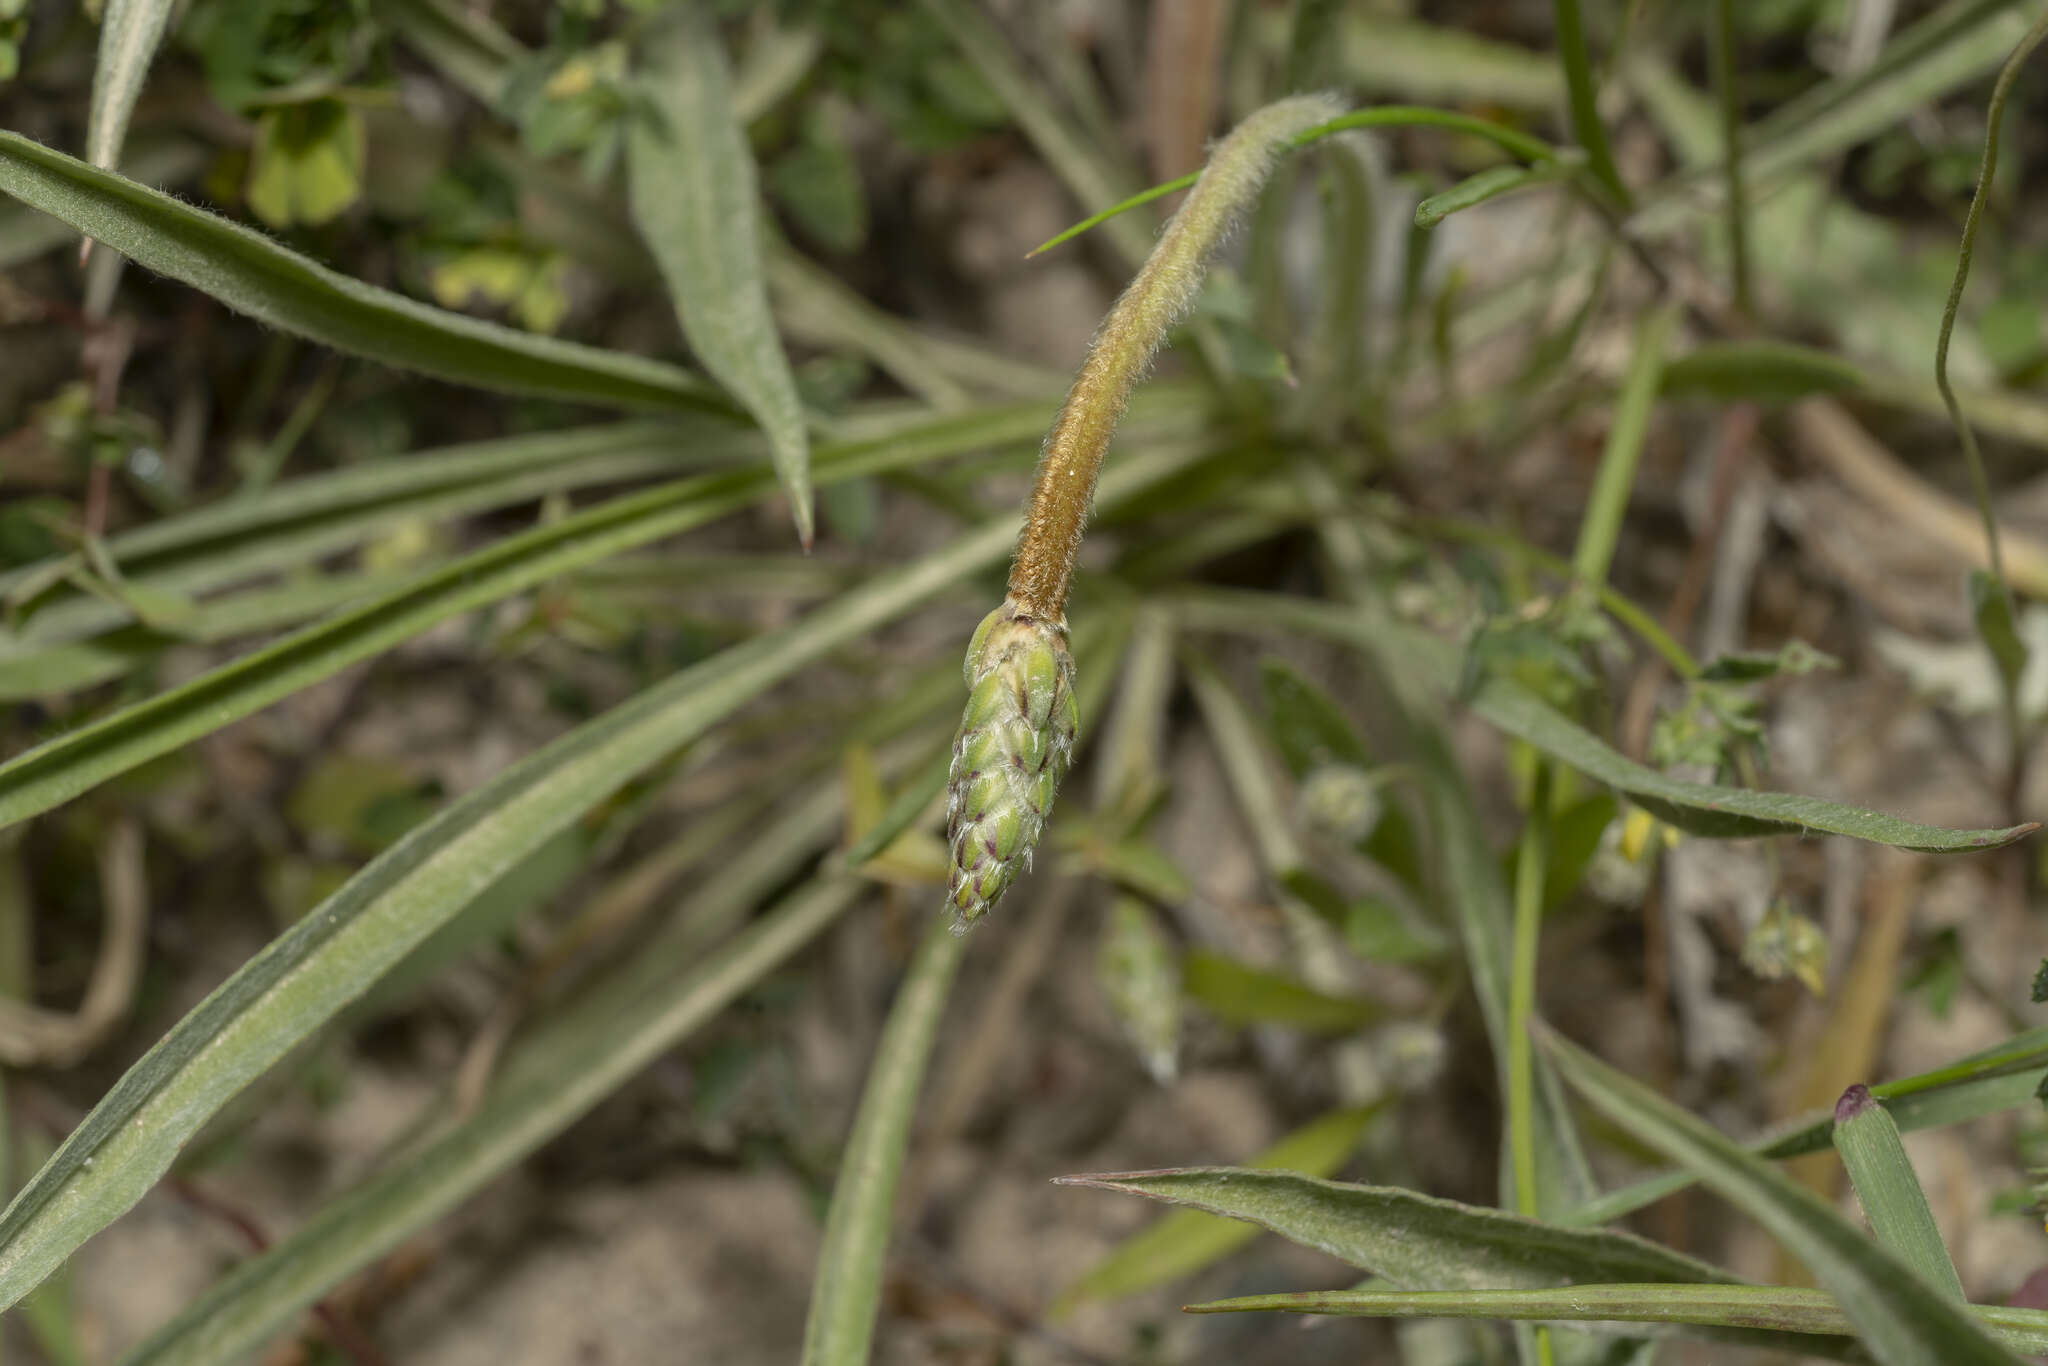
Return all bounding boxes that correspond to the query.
[1836,1083,1877,1125]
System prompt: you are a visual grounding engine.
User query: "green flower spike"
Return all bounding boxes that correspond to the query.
[945,599,1077,928]
[941,94,1342,930]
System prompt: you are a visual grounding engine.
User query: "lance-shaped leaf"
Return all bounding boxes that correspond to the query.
[1187,1284,2048,1359]
[1057,1168,1740,1290]
[1173,590,2038,853]
[628,13,814,544]
[0,132,724,413]
[1565,1026,2048,1226]
[1834,1085,1966,1301]
[0,438,1210,1314]
[1539,1026,2025,1366]
[85,0,176,178]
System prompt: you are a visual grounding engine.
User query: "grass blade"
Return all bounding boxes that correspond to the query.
[1539,1027,2026,1366]
[1574,300,1680,587]
[1173,590,2037,853]
[0,403,1073,831]
[124,874,865,1366]
[1414,162,1574,229]
[1833,1085,1966,1300]
[1551,0,1629,206]
[85,0,176,178]
[800,917,967,1366]
[0,437,1210,1312]
[1056,1169,1739,1290]
[0,132,725,413]
[1050,1107,1380,1315]
[1186,1284,2048,1359]
[370,0,522,105]
[1565,1027,2048,1225]
[629,13,815,544]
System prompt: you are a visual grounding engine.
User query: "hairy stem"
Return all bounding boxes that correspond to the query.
[1006,93,1343,622]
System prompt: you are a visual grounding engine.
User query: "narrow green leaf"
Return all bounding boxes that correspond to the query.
[1174,590,2038,853]
[85,0,177,178]
[801,917,967,1366]
[0,438,1209,1313]
[1183,948,1378,1033]
[628,14,814,544]
[1660,341,1866,403]
[1059,1169,1738,1291]
[370,0,523,104]
[1029,105,1558,260]
[1540,1027,2025,1366]
[1050,1107,1379,1315]
[1187,1284,2048,1359]
[918,0,1153,269]
[1335,14,1560,107]
[0,403,1068,832]
[1415,162,1572,228]
[123,874,866,1366]
[1257,657,1372,778]
[1575,301,1680,587]
[1566,1027,2048,1226]
[2,422,713,653]
[0,132,724,413]
[1833,1085,1966,1301]
[1971,569,2029,700]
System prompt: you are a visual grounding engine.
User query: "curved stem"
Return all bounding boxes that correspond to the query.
[1007,95,1342,620]
[1935,9,2048,621]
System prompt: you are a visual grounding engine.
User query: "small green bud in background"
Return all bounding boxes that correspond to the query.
[1296,763,1382,844]
[1742,899,1828,998]
[1096,897,1182,1084]
[945,599,1077,928]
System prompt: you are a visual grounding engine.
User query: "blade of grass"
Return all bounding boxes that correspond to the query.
[1415,161,1575,229]
[0,401,1103,831]
[1030,106,1559,258]
[2,422,721,650]
[84,0,176,178]
[1552,0,1629,206]
[1564,1027,2048,1226]
[370,0,522,105]
[629,13,815,544]
[917,0,1153,268]
[1049,1107,1381,1316]
[1058,1169,1739,1290]
[1507,766,1552,1225]
[0,436,1212,1312]
[800,916,967,1366]
[1708,0,1752,315]
[1539,1026,2026,1366]
[0,132,727,414]
[1186,1284,2048,1359]
[123,873,866,1366]
[1574,300,1680,587]
[1832,1085,1966,1300]
[1171,589,2037,852]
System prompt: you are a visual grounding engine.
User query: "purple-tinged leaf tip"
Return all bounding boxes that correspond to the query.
[1834,1083,1876,1127]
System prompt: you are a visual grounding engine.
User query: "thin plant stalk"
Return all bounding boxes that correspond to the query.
[1934,9,2048,625]
[1710,0,1753,318]
[1553,0,1630,207]
[1573,301,1680,589]
[800,917,969,1366]
[1507,762,1555,1366]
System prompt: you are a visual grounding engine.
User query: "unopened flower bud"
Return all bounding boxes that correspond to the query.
[944,599,1077,928]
